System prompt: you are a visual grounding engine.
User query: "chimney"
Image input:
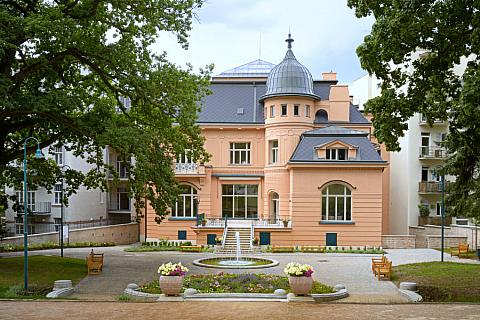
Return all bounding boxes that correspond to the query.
[322,71,337,81]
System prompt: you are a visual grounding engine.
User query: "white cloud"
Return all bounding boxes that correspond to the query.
[151,0,374,83]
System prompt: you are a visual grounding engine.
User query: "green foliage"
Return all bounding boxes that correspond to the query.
[0,241,115,252]
[0,0,211,223]
[139,273,334,294]
[348,1,480,221]
[418,204,430,217]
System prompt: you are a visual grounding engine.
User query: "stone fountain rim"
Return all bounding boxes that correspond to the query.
[192,256,279,269]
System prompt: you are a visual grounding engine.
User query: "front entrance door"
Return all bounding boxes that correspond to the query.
[326,233,337,246]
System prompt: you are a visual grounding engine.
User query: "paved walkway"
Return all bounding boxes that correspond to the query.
[3,246,477,303]
[1,301,479,320]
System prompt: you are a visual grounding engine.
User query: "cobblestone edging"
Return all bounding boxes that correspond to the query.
[123,283,348,302]
[398,289,422,303]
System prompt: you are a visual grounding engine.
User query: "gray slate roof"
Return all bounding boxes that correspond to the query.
[198,81,366,124]
[290,126,383,163]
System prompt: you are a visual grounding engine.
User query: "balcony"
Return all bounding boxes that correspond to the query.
[419,146,448,160]
[16,202,52,215]
[418,181,448,194]
[108,198,131,212]
[419,115,448,126]
[193,216,292,229]
[174,163,205,175]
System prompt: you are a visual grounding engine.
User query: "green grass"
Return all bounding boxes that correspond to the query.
[0,241,116,253]
[0,255,87,299]
[139,273,334,295]
[392,262,480,302]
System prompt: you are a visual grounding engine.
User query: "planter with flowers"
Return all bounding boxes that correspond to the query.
[158,262,189,296]
[284,262,314,295]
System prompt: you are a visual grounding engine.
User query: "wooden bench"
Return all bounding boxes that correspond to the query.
[271,245,295,253]
[301,245,325,253]
[450,243,469,258]
[86,250,104,275]
[375,260,392,280]
[180,245,202,252]
[371,255,387,273]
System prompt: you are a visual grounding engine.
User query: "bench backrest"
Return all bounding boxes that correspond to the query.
[459,243,469,251]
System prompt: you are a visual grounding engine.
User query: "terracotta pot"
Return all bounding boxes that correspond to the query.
[288,276,313,295]
[159,275,184,296]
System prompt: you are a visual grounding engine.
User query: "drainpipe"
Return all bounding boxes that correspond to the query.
[253,82,257,122]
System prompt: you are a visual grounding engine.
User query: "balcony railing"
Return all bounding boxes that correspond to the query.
[418,181,448,193]
[419,146,448,159]
[16,202,52,215]
[175,163,199,174]
[194,216,292,228]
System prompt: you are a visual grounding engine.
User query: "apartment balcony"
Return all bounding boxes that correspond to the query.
[108,198,131,213]
[174,163,205,176]
[418,181,448,194]
[419,146,448,160]
[419,115,448,126]
[16,202,52,215]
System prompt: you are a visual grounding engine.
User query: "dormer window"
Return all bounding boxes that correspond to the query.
[326,148,347,161]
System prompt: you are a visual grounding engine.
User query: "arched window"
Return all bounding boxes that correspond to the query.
[269,192,279,223]
[172,185,198,218]
[321,184,351,221]
[315,109,328,123]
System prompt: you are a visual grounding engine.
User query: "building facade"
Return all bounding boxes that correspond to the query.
[142,36,389,247]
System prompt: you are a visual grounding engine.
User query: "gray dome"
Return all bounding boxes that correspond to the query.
[261,35,320,101]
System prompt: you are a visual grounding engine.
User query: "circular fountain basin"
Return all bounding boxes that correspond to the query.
[193,257,279,269]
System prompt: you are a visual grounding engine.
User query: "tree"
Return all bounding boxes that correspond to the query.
[348,1,480,222]
[0,1,211,222]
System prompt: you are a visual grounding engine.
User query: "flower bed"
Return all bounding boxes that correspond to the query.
[139,273,334,294]
[0,241,115,252]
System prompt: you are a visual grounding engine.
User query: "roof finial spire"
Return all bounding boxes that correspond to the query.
[285,32,294,49]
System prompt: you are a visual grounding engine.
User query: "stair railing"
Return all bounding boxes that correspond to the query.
[221,223,228,248]
[250,221,254,249]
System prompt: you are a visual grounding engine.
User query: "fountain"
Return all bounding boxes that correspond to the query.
[192,231,279,269]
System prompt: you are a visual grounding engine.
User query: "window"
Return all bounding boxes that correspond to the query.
[54,183,62,205]
[420,132,430,156]
[321,184,352,221]
[269,140,279,164]
[16,190,35,212]
[116,156,128,178]
[172,185,198,218]
[326,148,347,160]
[230,143,251,165]
[315,109,328,122]
[281,105,287,116]
[270,105,275,118]
[222,184,258,219]
[421,167,429,182]
[306,105,311,117]
[294,105,299,116]
[436,202,442,216]
[54,146,63,165]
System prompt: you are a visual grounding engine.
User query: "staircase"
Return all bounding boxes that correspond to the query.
[215,226,258,254]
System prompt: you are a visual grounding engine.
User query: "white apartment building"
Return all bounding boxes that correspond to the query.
[4,145,135,235]
[350,56,471,235]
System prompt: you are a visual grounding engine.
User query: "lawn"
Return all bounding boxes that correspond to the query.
[0,255,87,299]
[392,262,480,302]
[139,273,334,294]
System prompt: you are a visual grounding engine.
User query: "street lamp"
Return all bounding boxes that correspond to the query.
[59,164,71,258]
[23,137,44,290]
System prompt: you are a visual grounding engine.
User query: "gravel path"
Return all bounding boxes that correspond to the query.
[1,301,479,320]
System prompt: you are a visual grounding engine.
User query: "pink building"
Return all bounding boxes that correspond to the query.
[141,35,389,248]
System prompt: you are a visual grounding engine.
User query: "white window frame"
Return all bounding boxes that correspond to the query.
[172,185,198,218]
[269,140,279,164]
[53,183,62,205]
[326,148,348,160]
[270,105,275,118]
[229,142,251,165]
[53,146,63,165]
[221,184,258,219]
[321,184,352,221]
[16,190,35,212]
[436,202,442,216]
[281,104,287,116]
[306,105,311,117]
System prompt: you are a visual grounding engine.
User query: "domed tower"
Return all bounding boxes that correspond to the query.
[261,34,318,225]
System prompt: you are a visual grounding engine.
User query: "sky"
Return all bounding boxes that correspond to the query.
[152,0,374,84]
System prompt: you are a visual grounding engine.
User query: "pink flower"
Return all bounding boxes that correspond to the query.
[305,269,314,277]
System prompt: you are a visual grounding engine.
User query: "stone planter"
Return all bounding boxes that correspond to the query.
[159,275,184,296]
[288,276,313,296]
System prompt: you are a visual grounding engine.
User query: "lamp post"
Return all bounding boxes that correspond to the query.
[59,164,71,258]
[440,172,445,262]
[23,137,44,290]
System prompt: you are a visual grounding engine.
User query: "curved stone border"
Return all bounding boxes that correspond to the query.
[192,257,279,269]
[124,283,348,303]
[399,289,422,303]
[46,287,74,298]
